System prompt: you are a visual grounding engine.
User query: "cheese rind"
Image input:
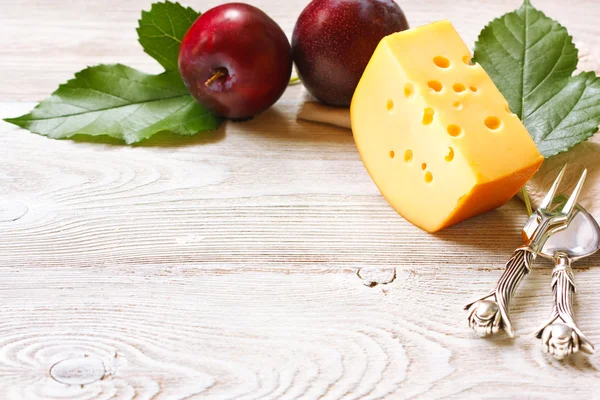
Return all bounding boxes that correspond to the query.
[351,20,543,232]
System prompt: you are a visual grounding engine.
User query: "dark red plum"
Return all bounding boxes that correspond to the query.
[179,3,292,119]
[292,0,409,106]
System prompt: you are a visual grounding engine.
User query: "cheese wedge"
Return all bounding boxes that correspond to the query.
[351,20,543,232]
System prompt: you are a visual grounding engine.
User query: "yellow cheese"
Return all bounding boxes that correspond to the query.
[351,20,544,232]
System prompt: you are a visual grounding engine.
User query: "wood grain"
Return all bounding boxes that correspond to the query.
[1,0,600,398]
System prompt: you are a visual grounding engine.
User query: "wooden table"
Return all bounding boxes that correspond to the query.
[1,0,600,398]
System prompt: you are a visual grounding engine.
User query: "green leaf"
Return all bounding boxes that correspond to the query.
[474,0,600,157]
[4,64,221,144]
[4,2,220,145]
[137,1,199,71]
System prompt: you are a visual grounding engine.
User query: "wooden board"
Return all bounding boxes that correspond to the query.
[1,0,600,398]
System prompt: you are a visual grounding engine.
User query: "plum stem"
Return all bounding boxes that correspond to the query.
[205,70,226,87]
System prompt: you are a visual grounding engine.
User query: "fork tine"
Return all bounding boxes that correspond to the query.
[561,168,587,215]
[539,164,568,210]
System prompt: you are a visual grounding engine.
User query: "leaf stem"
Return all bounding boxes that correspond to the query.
[522,186,533,216]
[288,76,301,86]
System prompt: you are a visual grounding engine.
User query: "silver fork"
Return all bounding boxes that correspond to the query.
[465,165,587,337]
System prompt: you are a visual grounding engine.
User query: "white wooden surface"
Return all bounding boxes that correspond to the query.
[1,0,600,398]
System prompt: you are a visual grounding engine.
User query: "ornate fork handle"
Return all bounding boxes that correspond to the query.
[535,256,595,359]
[465,247,534,337]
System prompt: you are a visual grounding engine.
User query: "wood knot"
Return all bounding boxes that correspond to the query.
[50,356,106,385]
[357,267,396,287]
[0,200,28,222]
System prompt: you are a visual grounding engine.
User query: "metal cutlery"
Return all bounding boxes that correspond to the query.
[465,165,585,338]
[534,195,598,359]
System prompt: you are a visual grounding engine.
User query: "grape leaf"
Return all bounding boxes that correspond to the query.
[4,64,221,144]
[137,1,199,71]
[474,0,600,157]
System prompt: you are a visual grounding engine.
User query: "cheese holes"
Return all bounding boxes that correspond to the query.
[484,116,502,130]
[447,124,462,137]
[433,56,450,69]
[422,108,435,125]
[453,101,462,110]
[424,171,433,183]
[505,104,514,115]
[404,83,415,98]
[421,163,427,170]
[469,86,478,92]
[445,147,454,162]
[427,80,443,92]
[389,150,395,158]
[453,83,466,93]
[404,149,413,163]
[386,99,394,112]
[463,55,475,65]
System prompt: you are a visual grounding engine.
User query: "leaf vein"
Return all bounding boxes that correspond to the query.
[524,37,569,100]
[24,94,190,121]
[539,83,587,141]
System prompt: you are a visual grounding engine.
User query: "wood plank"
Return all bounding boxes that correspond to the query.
[2,100,599,271]
[0,265,599,399]
[2,0,600,101]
